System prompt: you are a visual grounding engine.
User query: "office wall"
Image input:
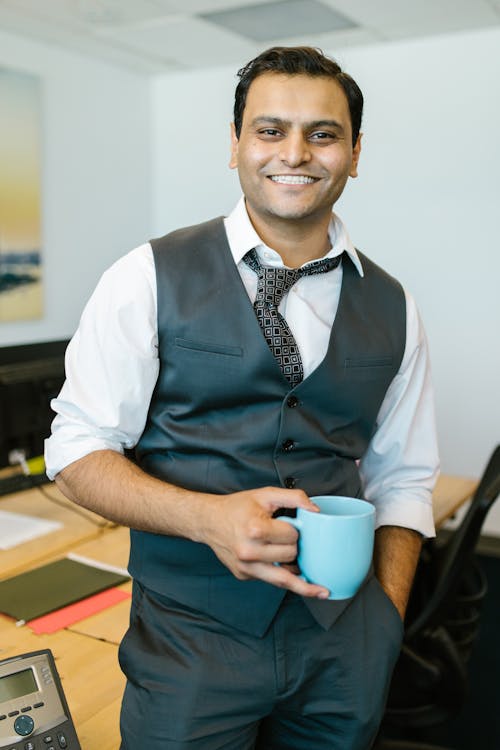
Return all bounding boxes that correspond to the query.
[153,28,500,533]
[152,65,239,232]
[0,28,152,347]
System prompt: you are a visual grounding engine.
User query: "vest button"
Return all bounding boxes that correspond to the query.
[282,439,295,452]
[287,396,299,408]
[284,476,296,488]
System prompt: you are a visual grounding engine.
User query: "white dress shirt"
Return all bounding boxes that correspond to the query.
[45,198,439,537]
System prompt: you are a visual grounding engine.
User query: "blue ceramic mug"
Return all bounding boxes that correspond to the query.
[277,495,375,600]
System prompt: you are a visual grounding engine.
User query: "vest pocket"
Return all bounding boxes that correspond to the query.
[175,337,243,358]
[343,356,394,381]
[344,356,393,368]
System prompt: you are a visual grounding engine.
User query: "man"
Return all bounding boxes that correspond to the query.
[46,46,439,749]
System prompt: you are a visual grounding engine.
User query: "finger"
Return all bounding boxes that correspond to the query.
[245,561,329,599]
[266,518,300,543]
[281,563,300,575]
[257,487,320,513]
[238,541,298,564]
[246,517,302,546]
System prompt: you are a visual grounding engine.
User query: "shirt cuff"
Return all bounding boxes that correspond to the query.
[371,491,436,539]
[44,435,124,480]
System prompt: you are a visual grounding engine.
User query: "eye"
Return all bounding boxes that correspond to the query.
[257,128,283,138]
[310,131,336,141]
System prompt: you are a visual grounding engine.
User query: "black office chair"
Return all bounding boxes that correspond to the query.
[375,444,500,750]
[375,742,451,750]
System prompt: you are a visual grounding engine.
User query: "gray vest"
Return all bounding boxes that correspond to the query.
[131,217,406,635]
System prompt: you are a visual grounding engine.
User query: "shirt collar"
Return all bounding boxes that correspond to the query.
[223,196,364,277]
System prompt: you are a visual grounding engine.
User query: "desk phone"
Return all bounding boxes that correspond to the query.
[0,650,81,750]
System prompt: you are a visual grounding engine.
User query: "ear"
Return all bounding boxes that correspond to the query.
[229,122,239,169]
[349,133,362,178]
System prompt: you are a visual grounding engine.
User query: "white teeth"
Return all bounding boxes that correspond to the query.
[269,175,316,184]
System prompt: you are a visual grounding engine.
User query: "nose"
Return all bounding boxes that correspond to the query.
[279,132,311,167]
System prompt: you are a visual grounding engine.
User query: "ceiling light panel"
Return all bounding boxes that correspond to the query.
[200,0,358,43]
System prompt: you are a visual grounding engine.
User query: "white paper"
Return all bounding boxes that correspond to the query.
[66,552,129,578]
[0,510,62,549]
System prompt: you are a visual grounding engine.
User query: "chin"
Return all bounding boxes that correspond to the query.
[267,205,322,221]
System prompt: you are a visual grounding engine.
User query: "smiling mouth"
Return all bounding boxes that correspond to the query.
[268,175,319,185]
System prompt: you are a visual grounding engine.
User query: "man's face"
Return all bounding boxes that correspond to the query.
[230,73,361,230]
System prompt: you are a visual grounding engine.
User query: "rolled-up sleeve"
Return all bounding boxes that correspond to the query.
[44,244,159,479]
[359,291,439,538]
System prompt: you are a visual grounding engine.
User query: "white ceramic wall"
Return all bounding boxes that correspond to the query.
[0,28,152,347]
[153,28,500,532]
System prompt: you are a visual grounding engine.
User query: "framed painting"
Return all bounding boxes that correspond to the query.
[0,67,42,322]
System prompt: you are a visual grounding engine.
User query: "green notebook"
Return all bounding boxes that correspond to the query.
[0,557,129,622]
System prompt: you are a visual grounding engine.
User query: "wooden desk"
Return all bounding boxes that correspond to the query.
[0,482,112,580]
[0,473,478,749]
[68,525,131,570]
[432,473,478,528]
[0,519,128,750]
[0,614,124,750]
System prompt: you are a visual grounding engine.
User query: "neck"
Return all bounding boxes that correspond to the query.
[246,205,332,268]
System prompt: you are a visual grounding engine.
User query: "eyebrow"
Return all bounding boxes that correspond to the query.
[250,116,345,132]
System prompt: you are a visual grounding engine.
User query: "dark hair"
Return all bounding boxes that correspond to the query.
[234,46,363,147]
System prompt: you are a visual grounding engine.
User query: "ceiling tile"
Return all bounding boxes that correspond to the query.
[73,0,178,27]
[98,15,259,69]
[1,0,87,32]
[0,0,178,27]
[0,2,179,73]
[322,0,499,36]
[160,0,273,13]
[270,26,382,51]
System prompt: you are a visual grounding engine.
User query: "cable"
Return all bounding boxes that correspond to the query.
[5,450,117,530]
[35,482,114,529]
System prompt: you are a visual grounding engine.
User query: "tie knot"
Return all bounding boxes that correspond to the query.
[243,248,342,308]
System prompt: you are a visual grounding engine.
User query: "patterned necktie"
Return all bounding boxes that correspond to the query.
[244,248,343,388]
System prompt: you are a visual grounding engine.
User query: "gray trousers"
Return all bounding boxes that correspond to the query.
[119,577,403,749]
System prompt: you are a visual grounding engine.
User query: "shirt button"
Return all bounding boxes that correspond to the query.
[286,396,299,408]
[284,477,296,489]
[282,439,295,452]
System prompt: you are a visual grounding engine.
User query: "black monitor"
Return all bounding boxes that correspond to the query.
[0,340,68,470]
